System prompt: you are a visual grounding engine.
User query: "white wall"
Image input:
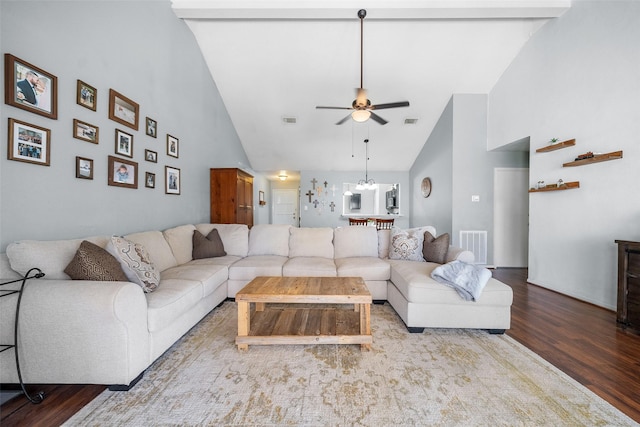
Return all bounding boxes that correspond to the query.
[0,1,251,251]
[488,1,640,309]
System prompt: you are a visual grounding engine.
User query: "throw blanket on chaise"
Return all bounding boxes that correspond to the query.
[431,260,491,301]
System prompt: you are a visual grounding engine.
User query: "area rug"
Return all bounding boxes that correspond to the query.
[64,302,637,426]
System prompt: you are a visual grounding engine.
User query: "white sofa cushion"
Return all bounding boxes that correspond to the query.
[196,224,249,257]
[161,264,228,298]
[124,230,178,272]
[145,279,203,332]
[6,236,109,279]
[333,227,378,259]
[162,224,196,265]
[377,229,391,259]
[248,224,291,257]
[283,257,337,277]
[228,255,288,280]
[289,227,334,259]
[334,257,391,281]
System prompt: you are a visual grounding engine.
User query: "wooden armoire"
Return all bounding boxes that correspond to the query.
[210,168,253,227]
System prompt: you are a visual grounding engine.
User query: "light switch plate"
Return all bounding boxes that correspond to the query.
[471,195,480,202]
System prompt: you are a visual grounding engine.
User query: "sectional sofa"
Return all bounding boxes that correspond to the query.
[0,223,513,389]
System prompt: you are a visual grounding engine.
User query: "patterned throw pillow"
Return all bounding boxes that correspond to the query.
[106,236,160,292]
[64,240,128,281]
[192,229,227,259]
[389,227,426,261]
[423,231,450,264]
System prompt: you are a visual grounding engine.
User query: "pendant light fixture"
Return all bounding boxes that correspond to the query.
[355,139,375,190]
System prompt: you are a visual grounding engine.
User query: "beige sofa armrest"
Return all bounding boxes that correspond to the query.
[1,279,150,386]
[445,246,475,264]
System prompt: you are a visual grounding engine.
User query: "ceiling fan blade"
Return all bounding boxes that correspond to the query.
[316,106,353,110]
[336,114,352,125]
[369,112,388,125]
[370,101,410,110]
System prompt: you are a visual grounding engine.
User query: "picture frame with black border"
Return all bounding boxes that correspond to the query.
[114,128,133,158]
[145,149,157,163]
[76,156,93,180]
[4,54,58,119]
[146,117,157,138]
[167,134,179,158]
[76,80,97,111]
[165,165,180,195]
[108,155,138,189]
[73,118,99,144]
[7,118,51,166]
[145,172,156,188]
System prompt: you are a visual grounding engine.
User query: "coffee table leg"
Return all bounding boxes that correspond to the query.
[237,301,250,351]
[360,303,371,351]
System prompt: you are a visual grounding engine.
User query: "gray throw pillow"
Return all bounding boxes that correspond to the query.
[64,240,129,281]
[423,231,450,264]
[192,229,226,259]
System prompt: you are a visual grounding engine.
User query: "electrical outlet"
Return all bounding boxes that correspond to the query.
[471,195,480,202]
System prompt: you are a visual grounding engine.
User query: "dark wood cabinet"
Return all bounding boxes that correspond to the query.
[615,240,640,333]
[210,168,253,227]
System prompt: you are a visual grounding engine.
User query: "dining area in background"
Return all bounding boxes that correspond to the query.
[348,217,394,229]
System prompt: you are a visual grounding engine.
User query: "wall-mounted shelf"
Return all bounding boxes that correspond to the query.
[536,139,576,153]
[529,181,580,193]
[563,150,623,167]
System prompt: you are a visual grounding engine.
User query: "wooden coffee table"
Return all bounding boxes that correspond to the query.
[235,276,372,351]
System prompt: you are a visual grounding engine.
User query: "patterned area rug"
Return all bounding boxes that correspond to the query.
[64,302,636,426]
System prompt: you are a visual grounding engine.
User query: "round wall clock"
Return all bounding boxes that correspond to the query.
[421,177,432,198]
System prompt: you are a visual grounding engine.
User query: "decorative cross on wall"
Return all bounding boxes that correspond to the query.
[330,201,336,212]
[305,190,314,202]
[312,199,320,208]
[317,186,323,196]
[324,181,328,188]
[310,178,318,188]
[330,184,337,196]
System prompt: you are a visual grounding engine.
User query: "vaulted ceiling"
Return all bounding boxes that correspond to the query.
[172,1,570,180]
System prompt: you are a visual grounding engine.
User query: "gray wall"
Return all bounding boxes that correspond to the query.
[0,1,250,251]
[488,1,640,309]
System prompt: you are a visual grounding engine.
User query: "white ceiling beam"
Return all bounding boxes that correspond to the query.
[172,0,571,20]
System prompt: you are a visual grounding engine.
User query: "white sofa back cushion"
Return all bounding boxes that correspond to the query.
[248,224,291,257]
[196,224,249,257]
[333,226,378,259]
[289,227,334,259]
[163,224,197,265]
[124,231,178,272]
[6,236,109,279]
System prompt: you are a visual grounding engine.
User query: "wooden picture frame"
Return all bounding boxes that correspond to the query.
[167,134,179,158]
[108,89,139,130]
[259,190,266,205]
[73,119,99,144]
[114,129,133,158]
[165,165,180,195]
[4,54,58,119]
[76,80,97,111]
[76,156,94,180]
[146,117,157,138]
[108,155,138,189]
[145,149,157,163]
[7,118,51,166]
[145,172,156,188]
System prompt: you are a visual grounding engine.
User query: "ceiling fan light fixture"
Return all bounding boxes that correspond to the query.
[351,109,371,123]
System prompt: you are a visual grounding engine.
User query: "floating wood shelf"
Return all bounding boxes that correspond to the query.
[563,150,623,167]
[536,139,576,153]
[529,181,580,193]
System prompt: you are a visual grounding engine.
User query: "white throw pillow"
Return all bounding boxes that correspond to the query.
[106,236,160,292]
[389,227,426,262]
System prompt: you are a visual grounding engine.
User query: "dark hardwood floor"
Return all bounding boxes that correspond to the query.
[2,268,639,426]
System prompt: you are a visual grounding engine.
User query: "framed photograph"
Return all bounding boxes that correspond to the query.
[108,155,138,189]
[145,149,157,163]
[259,190,266,205]
[76,80,97,111]
[165,165,180,195]
[108,88,139,130]
[73,119,99,144]
[75,156,94,180]
[114,129,133,158]
[146,117,157,138]
[167,134,179,158]
[7,118,51,166]
[145,172,156,188]
[4,54,58,119]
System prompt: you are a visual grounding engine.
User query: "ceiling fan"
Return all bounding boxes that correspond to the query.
[316,9,410,125]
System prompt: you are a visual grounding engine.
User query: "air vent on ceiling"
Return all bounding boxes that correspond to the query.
[404,118,418,125]
[282,116,297,124]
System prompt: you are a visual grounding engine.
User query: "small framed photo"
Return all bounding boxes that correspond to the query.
[108,88,139,130]
[4,54,58,119]
[167,134,179,158]
[7,118,51,166]
[115,129,133,158]
[145,149,157,163]
[76,156,94,180]
[73,119,99,144]
[146,117,157,138]
[76,80,97,111]
[145,172,156,188]
[108,155,138,189]
[259,190,266,205]
[165,165,180,195]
